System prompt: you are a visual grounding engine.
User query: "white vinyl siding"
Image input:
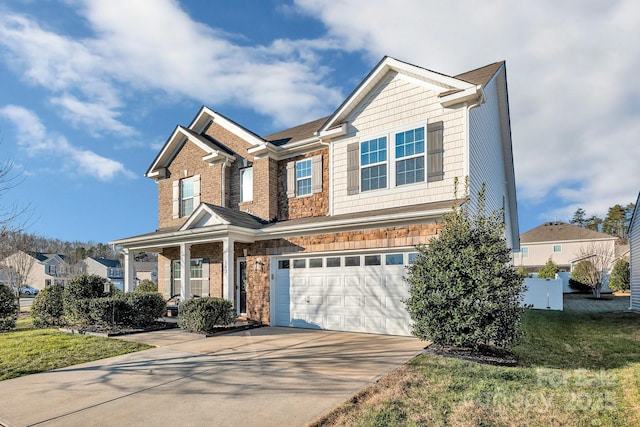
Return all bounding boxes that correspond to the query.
[332,72,464,215]
[630,200,640,311]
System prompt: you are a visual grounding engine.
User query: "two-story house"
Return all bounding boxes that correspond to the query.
[84,257,125,291]
[1,251,71,290]
[111,56,519,336]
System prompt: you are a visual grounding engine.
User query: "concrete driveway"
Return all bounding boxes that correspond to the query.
[0,327,424,427]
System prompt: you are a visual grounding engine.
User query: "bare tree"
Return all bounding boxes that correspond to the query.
[1,233,37,297]
[571,242,615,299]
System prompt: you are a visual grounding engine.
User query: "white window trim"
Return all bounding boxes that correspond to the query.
[358,123,428,193]
[240,167,253,202]
[295,159,312,196]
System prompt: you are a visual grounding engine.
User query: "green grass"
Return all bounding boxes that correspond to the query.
[0,317,152,381]
[314,310,640,426]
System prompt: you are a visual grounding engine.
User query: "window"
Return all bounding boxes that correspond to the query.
[345,256,360,267]
[240,167,253,202]
[521,247,529,259]
[386,253,404,265]
[326,257,341,267]
[395,128,425,185]
[296,159,312,196]
[309,258,323,268]
[181,177,195,216]
[361,137,387,191]
[408,252,420,264]
[364,255,381,266]
[553,245,562,253]
[172,258,204,296]
[278,260,290,269]
[293,259,306,269]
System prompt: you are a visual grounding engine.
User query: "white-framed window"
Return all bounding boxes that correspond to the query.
[348,122,443,195]
[360,136,387,192]
[181,177,195,217]
[521,247,529,259]
[172,258,205,296]
[240,167,253,202]
[295,159,312,196]
[395,127,425,185]
[553,245,562,253]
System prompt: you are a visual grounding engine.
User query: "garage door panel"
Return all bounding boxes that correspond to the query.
[274,255,413,336]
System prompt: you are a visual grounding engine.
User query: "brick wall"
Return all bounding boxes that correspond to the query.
[277,148,329,220]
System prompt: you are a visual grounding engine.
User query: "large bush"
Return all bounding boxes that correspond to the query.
[608,258,630,292]
[0,284,19,331]
[128,292,166,326]
[63,274,109,325]
[405,183,526,350]
[31,285,65,327]
[178,297,235,333]
[134,279,158,293]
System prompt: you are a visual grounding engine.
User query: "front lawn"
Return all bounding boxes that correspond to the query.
[0,317,152,381]
[313,310,640,426]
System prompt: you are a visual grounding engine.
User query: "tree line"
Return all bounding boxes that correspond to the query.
[569,203,636,243]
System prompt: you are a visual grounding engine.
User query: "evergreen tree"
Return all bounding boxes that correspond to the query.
[570,207,587,227]
[538,258,559,279]
[608,258,630,292]
[405,183,525,350]
[585,215,603,232]
[603,204,627,241]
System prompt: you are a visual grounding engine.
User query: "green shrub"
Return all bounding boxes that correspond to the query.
[538,258,559,279]
[405,182,525,350]
[63,274,109,325]
[31,285,65,327]
[0,284,18,331]
[128,292,166,326]
[608,258,630,292]
[86,296,133,326]
[178,297,235,333]
[134,279,158,293]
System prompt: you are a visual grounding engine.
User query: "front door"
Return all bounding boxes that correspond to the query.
[237,258,247,315]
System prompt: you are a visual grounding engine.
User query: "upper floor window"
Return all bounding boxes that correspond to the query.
[296,159,312,196]
[395,128,425,186]
[240,167,253,202]
[172,175,200,219]
[553,245,562,253]
[286,155,322,198]
[360,137,387,192]
[347,121,443,194]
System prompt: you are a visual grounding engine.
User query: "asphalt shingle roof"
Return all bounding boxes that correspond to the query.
[520,221,616,243]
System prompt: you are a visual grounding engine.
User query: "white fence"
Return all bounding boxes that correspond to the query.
[522,278,563,310]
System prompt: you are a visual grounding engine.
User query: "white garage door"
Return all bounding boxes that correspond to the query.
[273,252,417,336]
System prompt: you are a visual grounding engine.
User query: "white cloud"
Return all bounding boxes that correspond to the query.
[0,105,135,181]
[294,0,640,217]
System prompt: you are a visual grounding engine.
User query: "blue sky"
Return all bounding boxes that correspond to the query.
[0,0,639,244]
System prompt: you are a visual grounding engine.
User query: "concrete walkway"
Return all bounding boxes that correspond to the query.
[563,293,631,313]
[0,327,424,427]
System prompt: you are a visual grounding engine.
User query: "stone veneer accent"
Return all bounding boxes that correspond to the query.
[277,148,329,221]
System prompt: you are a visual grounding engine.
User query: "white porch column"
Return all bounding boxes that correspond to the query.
[123,249,135,293]
[222,237,235,303]
[180,243,191,302]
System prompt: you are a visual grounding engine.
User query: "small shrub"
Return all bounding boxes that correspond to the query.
[538,258,559,279]
[134,279,158,293]
[87,296,134,326]
[178,297,235,333]
[31,285,65,327]
[63,274,109,325]
[568,278,591,293]
[127,292,166,326]
[516,265,530,278]
[0,284,18,331]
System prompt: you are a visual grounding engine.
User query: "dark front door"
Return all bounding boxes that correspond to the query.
[238,259,247,315]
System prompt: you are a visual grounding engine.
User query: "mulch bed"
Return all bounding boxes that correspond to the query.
[423,344,518,366]
[60,321,177,338]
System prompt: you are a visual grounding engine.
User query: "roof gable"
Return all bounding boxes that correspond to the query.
[146,107,264,179]
[319,56,487,133]
[521,221,617,244]
[180,203,266,231]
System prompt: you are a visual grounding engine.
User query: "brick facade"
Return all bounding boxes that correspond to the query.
[277,148,330,220]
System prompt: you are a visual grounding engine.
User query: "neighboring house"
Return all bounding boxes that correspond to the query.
[0,252,73,290]
[134,261,158,285]
[84,257,125,291]
[515,221,618,273]
[111,56,519,336]
[629,192,640,311]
